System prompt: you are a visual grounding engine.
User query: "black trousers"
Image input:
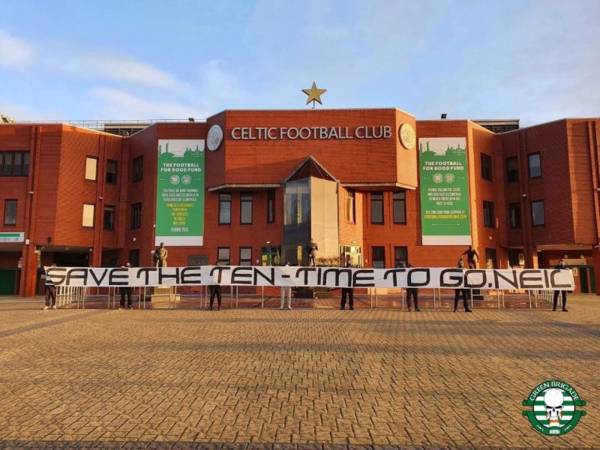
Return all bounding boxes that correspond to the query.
[454,289,470,311]
[45,286,56,307]
[120,287,132,308]
[553,290,568,310]
[209,286,222,310]
[406,288,419,310]
[341,288,354,309]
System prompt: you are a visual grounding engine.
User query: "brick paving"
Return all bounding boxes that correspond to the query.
[0,295,599,449]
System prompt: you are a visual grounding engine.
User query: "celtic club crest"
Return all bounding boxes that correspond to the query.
[522,380,587,436]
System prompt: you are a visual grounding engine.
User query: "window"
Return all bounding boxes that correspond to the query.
[85,157,98,181]
[82,204,95,228]
[370,192,384,224]
[132,156,144,182]
[394,246,408,268]
[240,193,253,224]
[219,193,231,224]
[284,179,310,225]
[346,190,356,223]
[481,153,493,181]
[393,191,406,224]
[372,246,386,268]
[267,190,275,223]
[483,201,495,228]
[103,205,116,230]
[217,247,230,265]
[106,159,118,184]
[239,247,252,266]
[528,153,542,178]
[506,157,519,183]
[485,248,497,268]
[128,249,140,267]
[531,200,545,226]
[0,151,29,177]
[131,203,142,229]
[509,203,521,229]
[3,199,17,226]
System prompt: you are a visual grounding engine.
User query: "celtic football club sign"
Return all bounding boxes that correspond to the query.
[522,380,587,436]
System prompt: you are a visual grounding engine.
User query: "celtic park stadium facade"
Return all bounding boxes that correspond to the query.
[0,108,599,296]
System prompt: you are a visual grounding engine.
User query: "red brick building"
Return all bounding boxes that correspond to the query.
[1,109,599,296]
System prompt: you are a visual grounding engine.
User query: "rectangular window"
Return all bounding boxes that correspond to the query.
[85,157,98,181]
[528,153,542,178]
[481,153,493,181]
[240,193,253,224]
[128,249,140,267]
[284,179,310,225]
[372,246,386,268]
[394,246,408,268]
[106,159,118,184]
[3,199,17,226]
[0,151,28,177]
[506,157,519,183]
[509,203,521,229]
[239,247,252,266]
[219,193,232,224]
[132,156,144,182]
[393,191,406,224]
[217,247,230,265]
[370,192,384,224]
[82,204,95,228]
[531,200,545,226]
[267,190,275,223]
[131,203,142,229]
[483,200,495,228]
[485,248,498,268]
[103,205,116,230]
[346,190,356,223]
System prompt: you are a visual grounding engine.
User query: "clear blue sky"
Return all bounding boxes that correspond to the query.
[0,0,598,125]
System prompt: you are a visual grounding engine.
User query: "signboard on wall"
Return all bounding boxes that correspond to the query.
[155,140,205,246]
[418,137,471,245]
[0,232,24,243]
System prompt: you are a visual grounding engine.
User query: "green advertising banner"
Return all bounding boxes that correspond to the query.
[418,137,471,245]
[155,140,205,246]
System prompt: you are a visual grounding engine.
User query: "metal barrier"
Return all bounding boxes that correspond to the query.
[55,286,87,308]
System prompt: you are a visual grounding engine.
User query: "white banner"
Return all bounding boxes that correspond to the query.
[45,266,575,291]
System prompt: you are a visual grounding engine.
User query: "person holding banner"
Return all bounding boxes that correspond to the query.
[340,254,354,310]
[454,259,472,312]
[42,264,57,310]
[280,262,293,310]
[553,259,569,312]
[209,260,222,311]
[119,262,133,309]
[462,246,480,269]
[405,263,420,312]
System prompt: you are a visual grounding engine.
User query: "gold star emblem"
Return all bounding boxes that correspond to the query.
[302,81,326,107]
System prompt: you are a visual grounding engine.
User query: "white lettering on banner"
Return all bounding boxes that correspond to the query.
[45,266,575,290]
[229,126,394,141]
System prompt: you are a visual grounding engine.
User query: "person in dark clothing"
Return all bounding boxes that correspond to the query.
[209,284,222,310]
[404,263,420,312]
[454,259,472,312]
[340,254,354,310]
[209,260,222,310]
[553,259,569,312]
[42,264,57,310]
[119,262,133,309]
[461,246,480,269]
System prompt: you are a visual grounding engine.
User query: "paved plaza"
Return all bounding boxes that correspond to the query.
[0,295,599,449]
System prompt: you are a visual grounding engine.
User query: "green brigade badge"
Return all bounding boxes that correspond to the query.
[522,380,587,436]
